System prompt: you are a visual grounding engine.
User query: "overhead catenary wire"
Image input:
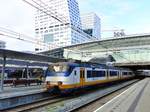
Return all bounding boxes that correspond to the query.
[0,31,47,47]
[0,0,129,62]
[22,0,98,41]
[36,0,67,23]
[0,27,61,49]
[23,0,63,23]
[21,0,133,62]
[1,0,123,51]
[26,0,130,62]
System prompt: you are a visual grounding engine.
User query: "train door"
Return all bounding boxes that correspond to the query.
[119,70,121,79]
[80,68,85,86]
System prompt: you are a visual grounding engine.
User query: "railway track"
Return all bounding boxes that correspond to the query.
[73,84,133,112]
[61,79,139,112]
[3,95,65,112]
[3,93,77,112]
[3,79,140,112]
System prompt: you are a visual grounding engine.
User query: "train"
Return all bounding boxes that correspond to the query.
[45,61,135,93]
[136,70,150,77]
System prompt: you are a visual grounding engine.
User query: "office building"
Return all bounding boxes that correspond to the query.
[0,40,6,49]
[81,12,101,39]
[35,0,92,51]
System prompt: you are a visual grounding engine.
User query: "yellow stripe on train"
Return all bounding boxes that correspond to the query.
[46,77,131,90]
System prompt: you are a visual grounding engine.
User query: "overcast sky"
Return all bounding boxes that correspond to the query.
[0,0,35,51]
[0,0,150,51]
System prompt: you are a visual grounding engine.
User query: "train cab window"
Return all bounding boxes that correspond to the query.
[48,65,55,72]
[48,64,69,72]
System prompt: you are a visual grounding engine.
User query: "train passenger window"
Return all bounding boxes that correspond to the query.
[87,70,106,78]
[93,71,97,77]
[122,72,128,75]
[96,71,99,77]
[74,71,77,76]
[98,71,105,77]
[87,70,92,78]
[110,71,118,76]
[94,71,105,77]
[128,72,131,75]
[129,72,132,75]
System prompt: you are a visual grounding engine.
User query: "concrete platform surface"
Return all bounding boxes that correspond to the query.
[0,85,46,99]
[95,78,150,112]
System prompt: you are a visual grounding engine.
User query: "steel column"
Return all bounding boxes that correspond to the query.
[26,65,29,79]
[0,56,6,92]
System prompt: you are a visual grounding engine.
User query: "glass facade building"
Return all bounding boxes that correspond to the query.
[0,40,5,49]
[81,13,101,39]
[35,0,93,51]
[35,0,90,50]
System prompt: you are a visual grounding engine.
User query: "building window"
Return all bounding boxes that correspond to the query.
[44,34,54,43]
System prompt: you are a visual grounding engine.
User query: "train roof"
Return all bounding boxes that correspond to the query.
[51,61,109,69]
[50,61,132,71]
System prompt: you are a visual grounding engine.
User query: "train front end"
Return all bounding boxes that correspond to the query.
[45,63,74,93]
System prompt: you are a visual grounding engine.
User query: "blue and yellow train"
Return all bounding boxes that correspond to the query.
[45,61,134,93]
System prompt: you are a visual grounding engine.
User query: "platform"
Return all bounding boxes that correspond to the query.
[0,85,46,99]
[95,78,150,112]
[0,85,47,110]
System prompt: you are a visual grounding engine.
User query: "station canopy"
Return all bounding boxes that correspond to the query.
[0,49,67,67]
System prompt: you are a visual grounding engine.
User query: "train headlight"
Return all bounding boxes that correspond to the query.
[58,81,62,85]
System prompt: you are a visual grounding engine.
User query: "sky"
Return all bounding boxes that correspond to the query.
[79,0,150,34]
[0,0,35,51]
[0,0,150,51]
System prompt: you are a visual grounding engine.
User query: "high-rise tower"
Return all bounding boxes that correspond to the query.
[81,13,101,39]
[35,0,91,51]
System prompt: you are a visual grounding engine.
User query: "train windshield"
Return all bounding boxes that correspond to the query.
[48,64,69,72]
